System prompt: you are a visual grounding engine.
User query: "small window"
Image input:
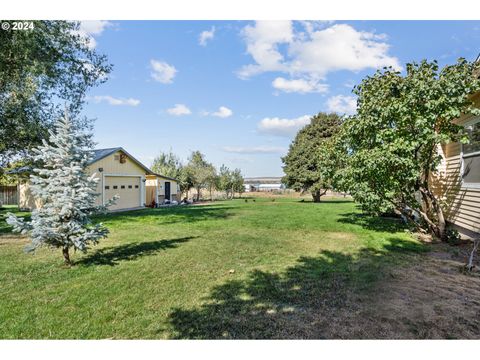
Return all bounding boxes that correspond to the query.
[105,185,110,190]
[113,185,118,189]
[128,185,132,189]
[462,117,480,187]
[135,185,139,189]
[121,185,125,189]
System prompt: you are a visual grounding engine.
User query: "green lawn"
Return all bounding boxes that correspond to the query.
[0,197,428,339]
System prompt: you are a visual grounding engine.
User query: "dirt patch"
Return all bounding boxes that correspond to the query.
[320,242,480,339]
[358,243,480,339]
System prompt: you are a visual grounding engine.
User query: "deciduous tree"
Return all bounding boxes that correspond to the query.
[0,21,112,169]
[339,59,480,240]
[282,112,342,202]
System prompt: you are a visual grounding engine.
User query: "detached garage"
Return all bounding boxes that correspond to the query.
[18,147,154,212]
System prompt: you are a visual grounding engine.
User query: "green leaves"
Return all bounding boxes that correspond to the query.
[282,113,342,200]
[0,21,112,167]
[340,58,480,228]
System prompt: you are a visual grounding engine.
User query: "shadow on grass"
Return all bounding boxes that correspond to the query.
[95,205,234,226]
[337,212,407,233]
[77,236,195,266]
[167,237,428,339]
[297,199,354,204]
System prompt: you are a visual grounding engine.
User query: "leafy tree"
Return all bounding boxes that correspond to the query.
[231,168,245,198]
[184,151,216,201]
[0,21,112,169]
[217,164,233,199]
[282,112,342,202]
[151,150,183,179]
[217,165,244,199]
[6,113,115,265]
[339,59,480,240]
[178,166,195,199]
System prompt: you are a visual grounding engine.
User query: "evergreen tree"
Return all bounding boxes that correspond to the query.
[6,113,115,265]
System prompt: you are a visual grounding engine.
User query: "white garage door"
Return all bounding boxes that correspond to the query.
[104,176,141,211]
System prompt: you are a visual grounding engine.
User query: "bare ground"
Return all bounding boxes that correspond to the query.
[169,242,480,339]
[298,242,480,339]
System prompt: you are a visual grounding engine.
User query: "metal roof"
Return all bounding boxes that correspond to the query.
[89,147,122,164]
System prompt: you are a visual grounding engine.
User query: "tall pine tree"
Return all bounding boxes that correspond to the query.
[7,113,115,265]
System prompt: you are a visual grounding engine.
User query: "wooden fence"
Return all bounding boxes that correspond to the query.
[0,185,18,205]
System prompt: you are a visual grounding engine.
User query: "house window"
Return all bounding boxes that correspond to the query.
[128,185,132,189]
[462,117,480,187]
[105,185,110,190]
[135,185,139,189]
[121,185,125,189]
[113,185,118,189]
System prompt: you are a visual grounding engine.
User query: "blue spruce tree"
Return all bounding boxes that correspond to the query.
[7,113,115,265]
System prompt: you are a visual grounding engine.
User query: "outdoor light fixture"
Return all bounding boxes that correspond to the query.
[98,167,103,172]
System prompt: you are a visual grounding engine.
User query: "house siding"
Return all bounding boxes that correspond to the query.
[432,92,480,237]
[145,175,180,204]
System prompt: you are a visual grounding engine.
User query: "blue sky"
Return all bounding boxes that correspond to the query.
[80,20,480,177]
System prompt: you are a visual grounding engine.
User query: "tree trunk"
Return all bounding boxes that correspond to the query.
[312,190,321,203]
[196,187,201,201]
[62,247,71,265]
[419,186,446,240]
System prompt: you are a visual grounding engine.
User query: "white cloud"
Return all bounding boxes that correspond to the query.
[211,106,233,118]
[222,146,286,154]
[287,23,400,76]
[257,115,311,137]
[92,95,140,106]
[272,77,328,94]
[199,26,215,46]
[327,95,357,115]
[150,60,177,84]
[166,104,191,116]
[237,20,293,79]
[238,21,401,93]
[74,20,113,49]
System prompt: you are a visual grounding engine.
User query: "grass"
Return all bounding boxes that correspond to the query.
[0,196,442,339]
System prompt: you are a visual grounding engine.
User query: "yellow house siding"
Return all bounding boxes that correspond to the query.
[432,93,480,236]
[145,174,179,204]
[18,182,42,210]
[87,150,148,207]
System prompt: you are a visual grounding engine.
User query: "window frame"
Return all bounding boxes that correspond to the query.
[461,116,480,189]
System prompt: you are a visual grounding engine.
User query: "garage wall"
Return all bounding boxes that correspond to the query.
[86,150,147,209]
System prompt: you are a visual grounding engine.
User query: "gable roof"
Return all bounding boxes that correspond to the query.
[89,147,154,175]
[90,147,122,164]
[7,147,158,177]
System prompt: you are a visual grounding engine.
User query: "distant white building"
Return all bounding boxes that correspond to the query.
[258,183,285,192]
[243,184,253,192]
